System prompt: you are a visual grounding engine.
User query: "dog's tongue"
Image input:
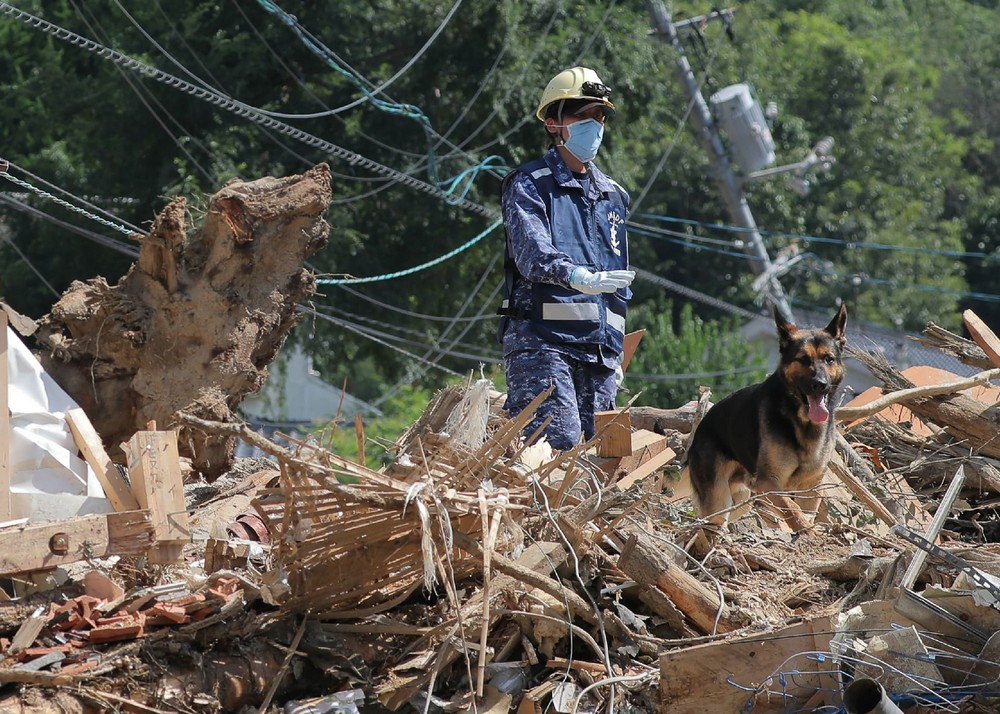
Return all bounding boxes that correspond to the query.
[808,394,830,423]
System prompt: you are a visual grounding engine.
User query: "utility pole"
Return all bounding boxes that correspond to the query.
[646,1,794,320]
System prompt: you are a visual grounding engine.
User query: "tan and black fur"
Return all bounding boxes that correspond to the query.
[687,304,848,528]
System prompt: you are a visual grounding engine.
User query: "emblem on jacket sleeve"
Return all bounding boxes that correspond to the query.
[608,211,624,257]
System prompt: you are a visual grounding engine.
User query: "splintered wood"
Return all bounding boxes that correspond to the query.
[260,384,542,618]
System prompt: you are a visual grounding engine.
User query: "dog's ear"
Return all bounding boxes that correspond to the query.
[773,305,796,350]
[825,303,848,346]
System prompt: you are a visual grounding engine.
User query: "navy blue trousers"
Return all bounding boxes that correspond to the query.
[504,349,617,451]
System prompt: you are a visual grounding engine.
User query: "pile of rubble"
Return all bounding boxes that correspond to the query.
[5,310,1000,714]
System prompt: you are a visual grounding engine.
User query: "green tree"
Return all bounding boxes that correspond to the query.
[626,300,768,409]
[2,0,997,401]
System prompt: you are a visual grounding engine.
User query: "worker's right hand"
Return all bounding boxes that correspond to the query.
[569,267,635,295]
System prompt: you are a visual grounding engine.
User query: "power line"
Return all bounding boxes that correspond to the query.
[70,0,216,183]
[3,162,144,233]
[0,2,499,219]
[255,0,464,120]
[0,163,143,239]
[303,307,463,377]
[310,306,500,363]
[0,192,139,258]
[0,234,61,298]
[634,267,761,320]
[798,264,1000,303]
[333,284,495,323]
[316,219,501,284]
[228,0,429,168]
[372,255,502,406]
[637,213,997,260]
[121,0,357,178]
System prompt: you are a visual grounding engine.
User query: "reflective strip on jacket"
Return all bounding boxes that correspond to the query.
[500,148,631,356]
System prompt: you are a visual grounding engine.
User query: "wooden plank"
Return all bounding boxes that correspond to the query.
[963,309,1000,369]
[65,408,140,512]
[601,429,670,481]
[125,430,189,564]
[0,511,153,576]
[8,610,47,654]
[621,329,645,372]
[0,312,9,521]
[614,446,676,491]
[659,615,836,714]
[594,410,633,457]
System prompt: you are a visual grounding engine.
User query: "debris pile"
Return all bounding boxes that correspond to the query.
[1,308,1000,714]
[7,195,1000,713]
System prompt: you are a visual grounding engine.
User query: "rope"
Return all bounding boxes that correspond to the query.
[0,165,141,237]
[316,219,502,284]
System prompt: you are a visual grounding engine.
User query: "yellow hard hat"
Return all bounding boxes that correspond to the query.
[535,66,616,122]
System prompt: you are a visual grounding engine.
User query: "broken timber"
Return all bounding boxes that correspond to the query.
[125,425,190,564]
[617,530,735,635]
[66,408,139,513]
[0,425,189,576]
[660,614,836,713]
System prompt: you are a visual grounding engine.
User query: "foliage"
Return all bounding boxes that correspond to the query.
[626,300,769,408]
[2,0,999,403]
[319,384,432,468]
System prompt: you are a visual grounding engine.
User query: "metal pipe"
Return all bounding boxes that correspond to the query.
[842,679,904,714]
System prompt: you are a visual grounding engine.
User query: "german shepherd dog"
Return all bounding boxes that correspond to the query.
[687,304,847,529]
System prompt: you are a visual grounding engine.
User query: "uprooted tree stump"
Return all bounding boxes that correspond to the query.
[32,164,332,480]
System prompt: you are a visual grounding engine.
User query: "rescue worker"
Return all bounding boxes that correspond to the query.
[498,66,635,451]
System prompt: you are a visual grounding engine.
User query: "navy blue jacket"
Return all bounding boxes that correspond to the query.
[500,149,630,364]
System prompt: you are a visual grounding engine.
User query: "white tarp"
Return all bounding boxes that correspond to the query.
[6,326,111,522]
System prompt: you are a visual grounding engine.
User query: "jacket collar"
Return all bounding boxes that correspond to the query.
[543,148,615,198]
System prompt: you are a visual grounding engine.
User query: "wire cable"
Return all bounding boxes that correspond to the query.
[312,302,500,358]
[2,162,144,233]
[372,255,502,406]
[303,306,463,378]
[316,218,502,284]
[0,192,139,258]
[0,1,499,219]
[228,0,427,169]
[0,163,142,239]
[333,284,495,323]
[0,234,61,298]
[634,267,761,319]
[70,0,216,182]
[312,309,500,363]
[637,213,996,260]
[123,0,356,177]
[255,0,464,119]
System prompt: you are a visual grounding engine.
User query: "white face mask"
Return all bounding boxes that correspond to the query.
[562,118,605,163]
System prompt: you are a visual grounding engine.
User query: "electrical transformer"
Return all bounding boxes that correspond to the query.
[709,83,776,173]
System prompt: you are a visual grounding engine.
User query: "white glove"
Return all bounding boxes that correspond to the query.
[614,364,625,389]
[569,266,635,295]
